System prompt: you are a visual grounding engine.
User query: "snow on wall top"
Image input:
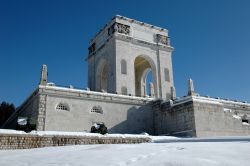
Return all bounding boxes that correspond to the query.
[172,95,250,107]
[39,85,155,102]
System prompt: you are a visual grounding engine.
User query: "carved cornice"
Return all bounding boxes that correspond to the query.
[86,33,173,60]
[38,85,154,106]
[115,34,174,52]
[90,15,168,44]
[114,15,167,33]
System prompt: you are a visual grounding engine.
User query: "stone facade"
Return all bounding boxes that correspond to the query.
[4,85,155,134]
[154,100,196,137]
[42,86,154,134]
[193,96,250,137]
[155,96,250,137]
[87,15,175,99]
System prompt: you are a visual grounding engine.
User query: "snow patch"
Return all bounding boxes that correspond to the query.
[0,129,157,139]
[192,96,222,105]
[149,136,180,142]
[223,108,232,112]
[17,118,27,125]
[233,115,241,120]
[0,129,26,134]
[242,122,250,126]
[39,85,155,101]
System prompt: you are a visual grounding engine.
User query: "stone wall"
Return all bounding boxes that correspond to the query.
[0,134,151,150]
[193,100,250,137]
[88,15,174,99]
[41,86,154,134]
[155,96,250,137]
[3,85,155,135]
[154,100,196,137]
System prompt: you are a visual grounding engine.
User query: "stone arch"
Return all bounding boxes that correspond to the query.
[96,58,108,92]
[134,55,157,97]
[121,59,127,74]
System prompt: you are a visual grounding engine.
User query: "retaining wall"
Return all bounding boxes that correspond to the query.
[0,134,151,150]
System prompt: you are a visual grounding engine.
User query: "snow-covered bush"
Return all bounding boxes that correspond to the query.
[90,122,108,135]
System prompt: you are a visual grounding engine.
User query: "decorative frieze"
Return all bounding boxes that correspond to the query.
[108,23,130,35]
[156,34,169,45]
[114,34,173,52]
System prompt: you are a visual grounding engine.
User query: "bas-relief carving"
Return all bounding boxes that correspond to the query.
[157,34,169,45]
[108,23,130,35]
[115,34,172,52]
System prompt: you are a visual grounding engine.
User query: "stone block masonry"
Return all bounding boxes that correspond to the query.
[3,85,155,134]
[0,133,151,150]
[154,100,196,137]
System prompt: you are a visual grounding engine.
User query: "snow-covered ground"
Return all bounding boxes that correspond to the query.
[1,139,250,166]
[0,130,249,165]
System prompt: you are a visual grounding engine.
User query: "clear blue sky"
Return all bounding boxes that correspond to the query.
[0,0,250,106]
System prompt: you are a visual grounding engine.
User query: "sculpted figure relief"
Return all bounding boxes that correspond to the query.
[108,23,130,35]
[157,34,169,45]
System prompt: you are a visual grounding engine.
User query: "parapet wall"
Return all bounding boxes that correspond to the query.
[153,100,196,137]
[3,85,155,134]
[193,100,250,137]
[38,85,155,134]
[154,95,250,137]
[0,133,151,150]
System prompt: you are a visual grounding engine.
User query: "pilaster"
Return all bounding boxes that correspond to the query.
[36,94,47,131]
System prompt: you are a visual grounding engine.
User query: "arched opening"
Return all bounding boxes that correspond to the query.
[145,70,154,96]
[134,56,157,97]
[96,59,108,92]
